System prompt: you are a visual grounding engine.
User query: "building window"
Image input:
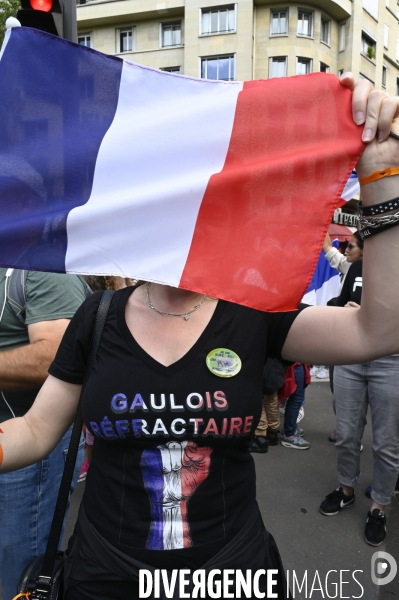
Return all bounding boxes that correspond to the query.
[359,72,375,85]
[362,0,379,21]
[361,31,376,60]
[396,76,399,95]
[296,57,312,75]
[384,24,389,49]
[297,10,313,36]
[201,6,236,35]
[338,69,344,77]
[321,18,330,44]
[116,27,134,53]
[269,56,287,77]
[161,66,181,73]
[382,65,387,87]
[201,55,235,80]
[270,10,288,35]
[320,62,329,73]
[78,34,91,48]
[161,22,181,47]
[339,23,346,51]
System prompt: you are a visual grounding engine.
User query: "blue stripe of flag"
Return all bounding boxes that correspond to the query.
[141,447,165,550]
[0,28,122,272]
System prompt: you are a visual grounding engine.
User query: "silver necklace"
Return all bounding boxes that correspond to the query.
[146,283,207,321]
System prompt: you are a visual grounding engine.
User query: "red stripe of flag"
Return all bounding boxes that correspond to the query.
[180,74,365,312]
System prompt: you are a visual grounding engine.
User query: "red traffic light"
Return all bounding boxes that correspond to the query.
[30,0,53,12]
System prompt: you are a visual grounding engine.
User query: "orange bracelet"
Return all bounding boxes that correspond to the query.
[359,167,399,186]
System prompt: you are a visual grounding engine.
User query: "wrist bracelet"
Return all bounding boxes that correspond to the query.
[359,166,399,186]
[359,209,399,227]
[358,197,399,217]
[359,219,399,240]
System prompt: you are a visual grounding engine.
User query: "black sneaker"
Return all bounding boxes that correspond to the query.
[365,509,386,546]
[320,487,355,516]
[266,430,279,446]
[248,436,269,453]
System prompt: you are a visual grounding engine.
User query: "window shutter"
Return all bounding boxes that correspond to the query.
[339,24,346,51]
[384,25,389,49]
[362,0,379,20]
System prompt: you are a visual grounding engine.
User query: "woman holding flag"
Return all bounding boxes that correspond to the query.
[1,73,399,599]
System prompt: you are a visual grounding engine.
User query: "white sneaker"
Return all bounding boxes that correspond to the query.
[310,365,320,376]
[297,406,304,423]
[317,367,329,379]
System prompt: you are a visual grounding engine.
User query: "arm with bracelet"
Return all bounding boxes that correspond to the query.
[281,76,399,365]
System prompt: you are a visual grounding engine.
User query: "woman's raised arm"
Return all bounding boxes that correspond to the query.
[282,75,399,365]
[0,375,81,472]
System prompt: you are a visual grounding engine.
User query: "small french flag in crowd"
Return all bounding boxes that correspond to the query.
[302,240,341,306]
[0,27,364,311]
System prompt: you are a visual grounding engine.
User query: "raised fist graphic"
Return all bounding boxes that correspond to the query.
[141,441,212,550]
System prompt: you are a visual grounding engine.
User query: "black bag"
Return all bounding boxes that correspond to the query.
[262,358,286,395]
[15,290,114,600]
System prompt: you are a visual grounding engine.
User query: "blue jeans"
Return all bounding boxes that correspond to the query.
[334,356,399,505]
[0,428,84,600]
[284,364,305,437]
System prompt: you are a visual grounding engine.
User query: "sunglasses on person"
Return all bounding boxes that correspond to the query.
[347,243,357,250]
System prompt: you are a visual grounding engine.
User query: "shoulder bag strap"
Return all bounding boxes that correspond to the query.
[7,268,27,324]
[35,289,115,594]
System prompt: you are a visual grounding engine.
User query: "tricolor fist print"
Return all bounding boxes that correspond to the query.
[141,441,212,550]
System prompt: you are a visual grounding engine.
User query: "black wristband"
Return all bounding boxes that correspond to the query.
[358,196,399,217]
[359,220,399,240]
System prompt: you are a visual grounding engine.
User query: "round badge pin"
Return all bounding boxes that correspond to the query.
[206,348,242,378]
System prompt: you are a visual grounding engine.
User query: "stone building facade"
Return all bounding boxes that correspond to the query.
[76,0,399,94]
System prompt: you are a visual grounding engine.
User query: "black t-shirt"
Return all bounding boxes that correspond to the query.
[49,287,306,566]
[335,258,363,306]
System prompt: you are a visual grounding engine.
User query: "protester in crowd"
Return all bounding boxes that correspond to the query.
[1,75,399,599]
[0,269,88,600]
[319,256,399,546]
[248,358,285,453]
[279,363,311,449]
[323,232,364,441]
[311,232,364,384]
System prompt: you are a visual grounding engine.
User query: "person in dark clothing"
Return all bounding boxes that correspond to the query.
[248,358,285,453]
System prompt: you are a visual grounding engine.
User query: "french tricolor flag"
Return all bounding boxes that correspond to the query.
[302,239,341,306]
[0,27,365,311]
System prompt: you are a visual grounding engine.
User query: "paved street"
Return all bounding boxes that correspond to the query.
[2,381,397,599]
